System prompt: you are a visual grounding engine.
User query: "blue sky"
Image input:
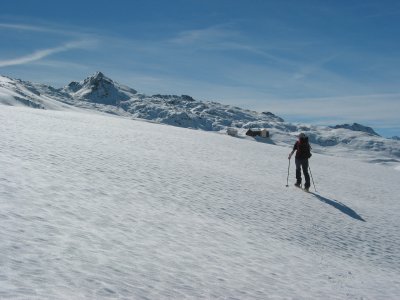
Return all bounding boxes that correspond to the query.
[1,0,399,137]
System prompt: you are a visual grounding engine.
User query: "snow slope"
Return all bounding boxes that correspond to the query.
[1,73,399,162]
[1,105,399,299]
[0,75,75,111]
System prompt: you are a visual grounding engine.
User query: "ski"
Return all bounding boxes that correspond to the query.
[294,184,310,193]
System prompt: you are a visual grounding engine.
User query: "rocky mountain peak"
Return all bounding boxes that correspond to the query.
[64,72,136,105]
[332,123,380,136]
[84,71,109,85]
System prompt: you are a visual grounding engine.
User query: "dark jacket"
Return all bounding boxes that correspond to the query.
[293,137,311,159]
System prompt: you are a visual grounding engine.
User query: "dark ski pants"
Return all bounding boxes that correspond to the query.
[295,158,310,188]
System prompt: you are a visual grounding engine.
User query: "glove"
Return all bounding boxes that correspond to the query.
[288,153,292,159]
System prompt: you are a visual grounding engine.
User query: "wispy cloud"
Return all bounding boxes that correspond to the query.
[0,40,94,67]
[171,26,258,54]
[0,22,94,38]
[170,26,238,45]
[292,54,340,80]
[0,22,99,67]
[0,23,55,32]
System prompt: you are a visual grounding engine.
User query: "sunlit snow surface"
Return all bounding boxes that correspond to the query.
[1,106,400,299]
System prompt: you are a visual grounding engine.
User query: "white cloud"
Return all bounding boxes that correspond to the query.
[0,22,93,38]
[0,40,94,67]
[170,26,238,45]
[0,23,53,32]
[169,25,291,65]
[0,22,99,68]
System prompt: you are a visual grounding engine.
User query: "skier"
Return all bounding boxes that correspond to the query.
[288,133,312,191]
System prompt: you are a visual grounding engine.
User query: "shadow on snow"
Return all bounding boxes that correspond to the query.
[310,192,366,222]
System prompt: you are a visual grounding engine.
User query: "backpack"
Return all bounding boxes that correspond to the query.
[297,137,312,159]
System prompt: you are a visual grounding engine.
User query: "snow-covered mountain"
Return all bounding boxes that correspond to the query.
[331,123,379,136]
[63,71,137,105]
[1,72,399,161]
[1,104,399,299]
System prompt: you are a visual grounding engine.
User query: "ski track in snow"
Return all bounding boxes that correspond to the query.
[0,106,400,299]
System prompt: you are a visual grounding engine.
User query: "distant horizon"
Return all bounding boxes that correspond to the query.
[1,70,398,138]
[1,0,399,137]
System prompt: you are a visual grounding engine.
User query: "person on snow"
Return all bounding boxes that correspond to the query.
[288,133,312,191]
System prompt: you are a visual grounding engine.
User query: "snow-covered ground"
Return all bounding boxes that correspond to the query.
[1,105,399,299]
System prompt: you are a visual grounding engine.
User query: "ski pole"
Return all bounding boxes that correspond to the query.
[309,164,317,192]
[286,158,290,187]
